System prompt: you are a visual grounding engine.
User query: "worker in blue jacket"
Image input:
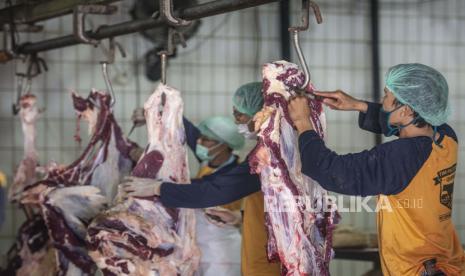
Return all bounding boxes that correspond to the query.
[287,63,465,275]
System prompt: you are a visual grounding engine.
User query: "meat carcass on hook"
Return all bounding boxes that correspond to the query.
[45,90,137,201]
[1,94,58,276]
[9,94,42,202]
[86,84,200,276]
[20,91,138,275]
[249,60,339,276]
[0,214,57,276]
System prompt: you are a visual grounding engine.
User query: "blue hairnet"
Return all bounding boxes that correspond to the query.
[385,63,450,126]
[232,82,264,117]
[198,116,245,150]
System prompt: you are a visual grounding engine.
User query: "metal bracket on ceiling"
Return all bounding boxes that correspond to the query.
[73,4,118,46]
[158,0,192,27]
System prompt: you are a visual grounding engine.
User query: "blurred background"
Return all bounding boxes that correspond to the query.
[0,0,463,274]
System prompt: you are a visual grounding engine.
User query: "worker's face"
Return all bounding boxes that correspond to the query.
[197,136,228,156]
[381,87,415,126]
[233,107,254,131]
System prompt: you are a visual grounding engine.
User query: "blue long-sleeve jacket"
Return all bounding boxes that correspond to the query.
[299,102,457,196]
[159,118,261,208]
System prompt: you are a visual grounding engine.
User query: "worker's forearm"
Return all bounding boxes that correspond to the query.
[354,100,368,113]
[295,119,313,136]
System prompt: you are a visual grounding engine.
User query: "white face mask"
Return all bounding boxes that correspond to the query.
[237,120,257,140]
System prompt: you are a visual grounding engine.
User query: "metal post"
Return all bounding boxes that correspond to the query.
[160,53,167,85]
[370,0,382,145]
[279,0,290,60]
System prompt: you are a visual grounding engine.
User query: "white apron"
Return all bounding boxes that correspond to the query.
[194,156,241,276]
[194,209,241,276]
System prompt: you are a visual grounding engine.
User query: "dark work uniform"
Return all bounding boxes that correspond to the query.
[159,118,260,208]
[298,102,465,275]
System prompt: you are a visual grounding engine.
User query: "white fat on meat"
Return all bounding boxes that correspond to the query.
[9,94,42,202]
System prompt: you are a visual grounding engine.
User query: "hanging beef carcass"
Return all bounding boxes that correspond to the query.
[86,84,200,276]
[0,214,57,276]
[0,94,57,276]
[9,94,42,202]
[20,91,138,275]
[249,60,339,276]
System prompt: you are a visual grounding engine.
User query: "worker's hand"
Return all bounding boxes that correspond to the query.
[205,207,241,227]
[118,176,161,199]
[314,90,367,112]
[131,107,146,126]
[288,96,313,135]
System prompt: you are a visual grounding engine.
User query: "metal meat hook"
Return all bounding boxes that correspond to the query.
[12,54,48,115]
[158,28,186,85]
[288,0,322,93]
[100,37,126,107]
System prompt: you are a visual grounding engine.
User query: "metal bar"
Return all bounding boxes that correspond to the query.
[160,53,167,85]
[370,0,382,145]
[17,0,280,54]
[279,0,290,60]
[0,0,119,25]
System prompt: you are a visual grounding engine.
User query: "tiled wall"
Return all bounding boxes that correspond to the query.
[0,0,463,275]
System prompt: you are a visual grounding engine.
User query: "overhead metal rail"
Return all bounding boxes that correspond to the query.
[0,0,119,25]
[11,0,280,55]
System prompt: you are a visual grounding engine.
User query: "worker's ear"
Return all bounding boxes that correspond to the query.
[401,105,414,117]
[212,143,228,154]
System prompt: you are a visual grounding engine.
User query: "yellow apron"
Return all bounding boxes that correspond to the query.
[0,171,6,187]
[0,171,7,227]
[242,191,281,276]
[378,136,465,275]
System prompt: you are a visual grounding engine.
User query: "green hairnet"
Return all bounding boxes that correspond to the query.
[385,63,450,126]
[232,82,264,117]
[198,116,245,150]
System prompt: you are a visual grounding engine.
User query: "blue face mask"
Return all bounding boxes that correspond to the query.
[195,143,223,161]
[379,104,417,137]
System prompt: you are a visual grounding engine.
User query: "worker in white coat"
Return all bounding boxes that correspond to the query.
[191,116,245,276]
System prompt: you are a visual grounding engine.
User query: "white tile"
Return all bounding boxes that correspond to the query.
[0,93,15,117]
[0,121,13,147]
[42,92,62,118]
[42,62,63,91]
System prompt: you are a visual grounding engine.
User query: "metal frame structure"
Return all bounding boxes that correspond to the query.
[0,0,119,25]
[10,0,280,55]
